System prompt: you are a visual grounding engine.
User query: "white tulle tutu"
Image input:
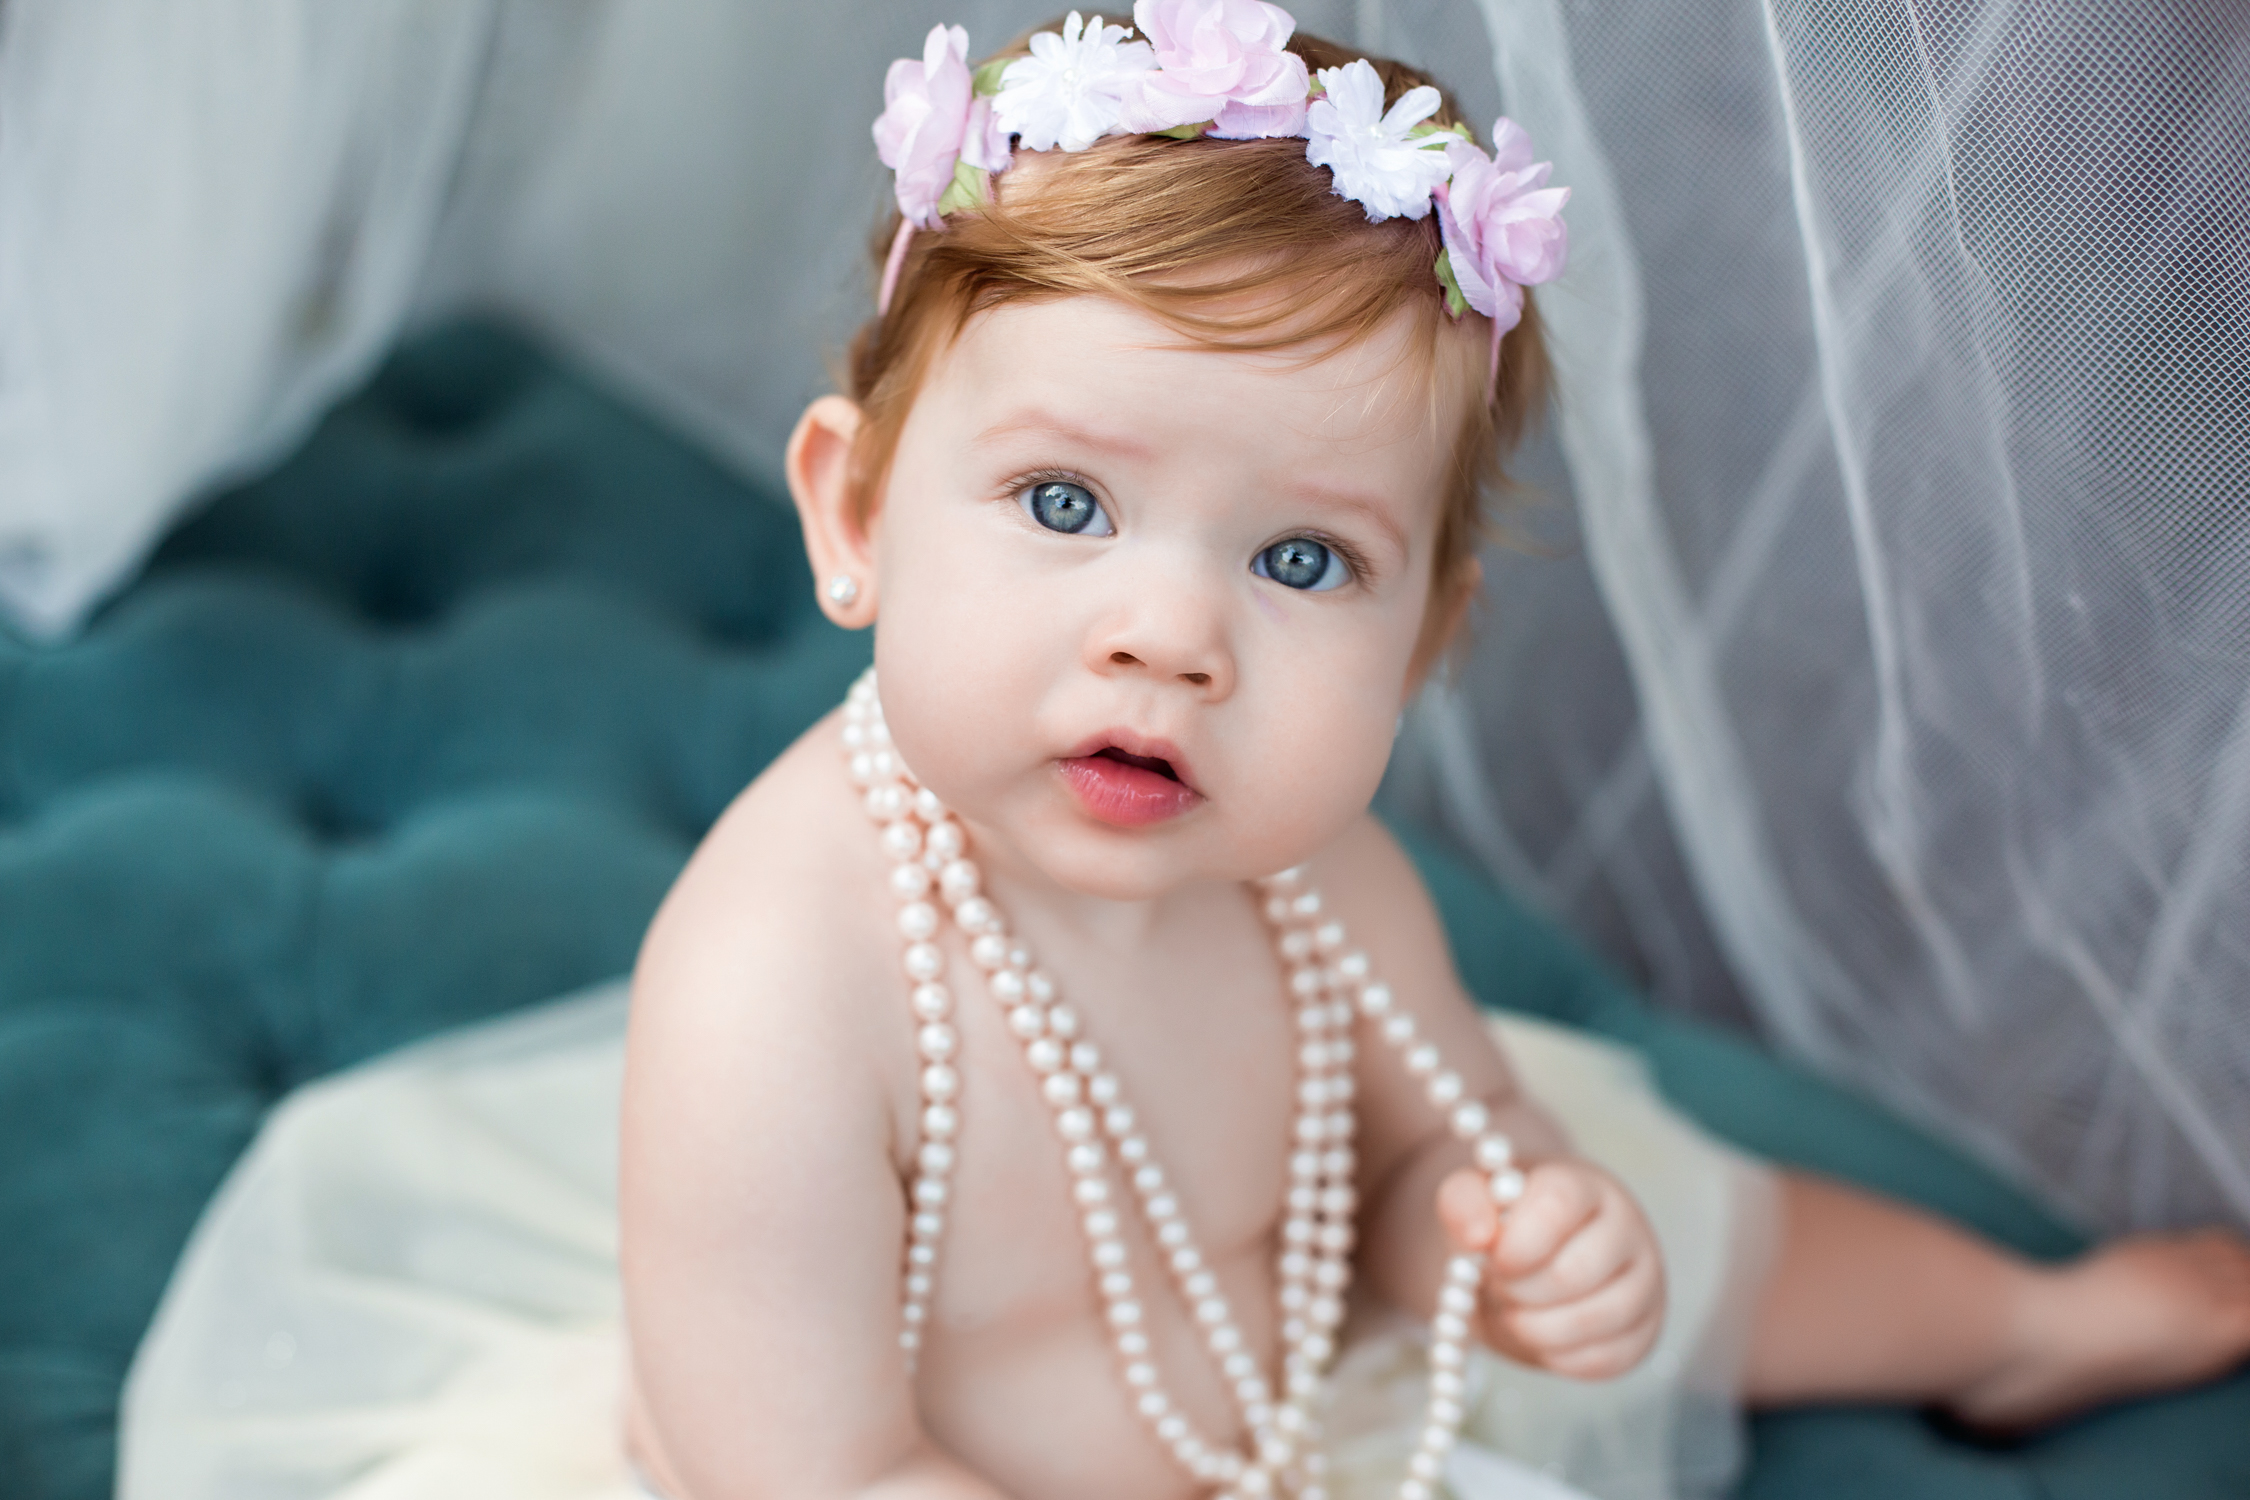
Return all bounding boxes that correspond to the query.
[119,982,1776,1500]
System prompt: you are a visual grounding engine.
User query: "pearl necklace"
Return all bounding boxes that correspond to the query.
[840,672,1527,1500]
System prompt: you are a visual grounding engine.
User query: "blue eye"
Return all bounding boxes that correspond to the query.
[1023,480,1112,536]
[1254,537,1347,591]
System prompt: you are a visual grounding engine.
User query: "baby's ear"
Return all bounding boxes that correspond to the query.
[786,395,878,627]
[1406,554,1483,696]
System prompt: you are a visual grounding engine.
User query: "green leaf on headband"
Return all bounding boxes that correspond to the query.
[1435,250,1469,319]
[1410,119,1474,144]
[1153,122,1208,139]
[973,58,1012,96]
[935,158,988,217]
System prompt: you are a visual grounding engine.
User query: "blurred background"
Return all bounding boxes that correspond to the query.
[4,0,2247,1257]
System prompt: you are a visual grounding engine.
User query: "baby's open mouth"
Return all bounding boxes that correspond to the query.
[1094,746,1180,783]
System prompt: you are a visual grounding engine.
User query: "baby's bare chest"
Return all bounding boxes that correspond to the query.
[899,914,1304,1496]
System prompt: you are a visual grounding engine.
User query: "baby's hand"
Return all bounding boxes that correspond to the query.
[1436,1160,1666,1380]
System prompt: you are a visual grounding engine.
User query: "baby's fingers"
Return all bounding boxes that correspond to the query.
[1500,1190,1638,1307]
[1497,1249,1662,1357]
[1489,1163,1602,1278]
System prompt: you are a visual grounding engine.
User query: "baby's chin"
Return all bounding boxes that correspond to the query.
[981,801,1331,905]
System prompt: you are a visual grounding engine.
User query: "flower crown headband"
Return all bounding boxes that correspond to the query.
[872,2,1570,377]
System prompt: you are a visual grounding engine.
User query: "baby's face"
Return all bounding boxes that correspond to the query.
[870,293,1459,901]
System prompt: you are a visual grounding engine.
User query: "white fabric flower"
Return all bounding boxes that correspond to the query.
[1303,59,1453,221]
[993,12,1158,153]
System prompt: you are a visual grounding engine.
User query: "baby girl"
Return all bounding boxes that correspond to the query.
[615,10,2250,1500]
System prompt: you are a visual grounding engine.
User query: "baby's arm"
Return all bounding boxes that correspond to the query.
[620,794,1011,1500]
[1320,817,1666,1380]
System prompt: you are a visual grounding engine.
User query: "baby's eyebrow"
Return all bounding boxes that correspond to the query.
[1293,483,1411,563]
[973,409,1154,459]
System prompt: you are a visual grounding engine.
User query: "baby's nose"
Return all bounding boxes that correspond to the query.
[1085,572,1234,697]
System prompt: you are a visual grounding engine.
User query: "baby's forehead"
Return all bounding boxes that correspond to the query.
[938,293,1470,450]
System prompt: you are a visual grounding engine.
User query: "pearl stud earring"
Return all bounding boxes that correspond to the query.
[826,575,860,607]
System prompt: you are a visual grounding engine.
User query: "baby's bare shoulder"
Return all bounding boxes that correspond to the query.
[627,711,905,1118]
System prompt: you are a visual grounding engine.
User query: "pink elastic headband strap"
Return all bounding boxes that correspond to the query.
[878,219,917,317]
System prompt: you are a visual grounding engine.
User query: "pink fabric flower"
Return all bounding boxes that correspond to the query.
[1123,0,1310,139]
[1434,120,1570,331]
[874,25,982,228]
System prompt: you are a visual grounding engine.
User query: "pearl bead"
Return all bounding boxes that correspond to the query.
[1209,1325,1242,1354]
[1322,1147,1354,1177]
[1298,1077,1329,1109]
[916,1022,957,1061]
[954,896,996,933]
[1117,1134,1149,1164]
[882,821,923,861]
[1088,1072,1122,1106]
[1100,1271,1134,1299]
[1125,1360,1158,1388]
[1194,1297,1228,1325]
[1070,1041,1102,1074]
[1105,1106,1137,1138]
[1336,950,1370,980]
[1405,1044,1439,1076]
[1289,967,1323,998]
[1042,1072,1083,1107]
[1430,1369,1465,1400]
[842,721,867,749]
[908,1242,937,1267]
[1293,1116,1325,1146]
[905,1272,932,1297]
[848,752,877,786]
[971,934,1009,970]
[1439,1284,1477,1317]
[1475,1134,1515,1171]
[1290,1150,1321,1181]
[904,943,944,981]
[925,820,965,860]
[1430,1397,1462,1427]
[1084,1209,1120,1239]
[1489,1167,1528,1204]
[1309,1295,1342,1328]
[1291,892,1322,918]
[1068,1143,1105,1175]
[1027,970,1056,1002]
[1133,1164,1164,1194]
[1280,1250,1311,1281]
[1314,1260,1348,1291]
[1007,1004,1047,1041]
[1426,1071,1464,1107]
[1400,1481,1432,1500]
[1145,1194,1179,1222]
[1446,1254,1485,1286]
[865,785,906,821]
[1057,1106,1095,1141]
[1408,1450,1443,1482]
[1157,1220,1190,1248]
[1433,1311,1468,1342]
[912,1211,944,1239]
[1156,1415,1188,1444]
[1073,1177,1110,1206]
[1008,946,1031,970]
[1357,981,1393,1016]
[921,1103,958,1138]
[1450,1100,1490,1139]
[918,1141,956,1175]
[1287,1185,1318,1214]
[1299,1040,1329,1071]
[1170,1246,1202,1274]
[911,983,952,1021]
[1184,1270,1217,1299]
[1025,1037,1064,1073]
[1381,1017,1415,1049]
[1117,1329,1150,1356]
[1046,1005,1081,1039]
[902,1301,927,1325]
[912,787,946,821]
[1094,1239,1127,1269]
[1137,1391,1170,1418]
[920,1064,959,1099]
[1107,1301,1143,1328]
[913,1177,948,1208]
[890,863,933,899]
[990,969,1027,1003]
[1317,1223,1352,1253]
[1324,1111,1351,1139]
[1429,1342,1465,1372]
[939,859,980,903]
[1325,1005,1353,1034]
